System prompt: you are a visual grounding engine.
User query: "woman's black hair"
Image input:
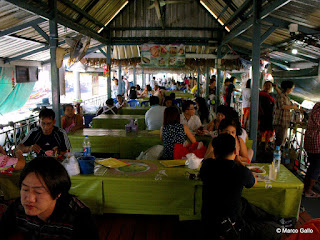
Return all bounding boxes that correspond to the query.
[218,118,237,133]
[246,79,251,88]
[280,80,294,93]
[163,106,180,126]
[212,133,236,159]
[63,104,73,112]
[19,157,71,200]
[195,97,209,123]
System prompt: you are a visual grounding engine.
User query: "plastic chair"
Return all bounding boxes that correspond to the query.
[127,100,140,107]
[174,99,183,107]
[140,101,150,107]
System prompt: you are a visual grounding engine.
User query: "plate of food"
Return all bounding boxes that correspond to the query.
[247,166,266,175]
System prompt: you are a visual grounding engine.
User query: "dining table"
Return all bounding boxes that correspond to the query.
[92,114,146,130]
[68,129,212,159]
[0,161,303,220]
[68,129,163,159]
[118,107,150,115]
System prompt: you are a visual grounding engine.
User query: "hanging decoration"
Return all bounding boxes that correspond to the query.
[11,70,15,89]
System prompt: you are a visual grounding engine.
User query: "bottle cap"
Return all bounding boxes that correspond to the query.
[275,146,280,150]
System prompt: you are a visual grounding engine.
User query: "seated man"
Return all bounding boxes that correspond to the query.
[18,108,71,157]
[0,157,99,240]
[61,104,84,133]
[200,133,281,240]
[180,100,202,132]
[145,96,166,130]
[115,94,126,109]
[96,98,118,115]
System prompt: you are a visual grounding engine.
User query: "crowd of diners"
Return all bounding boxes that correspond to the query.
[0,75,319,240]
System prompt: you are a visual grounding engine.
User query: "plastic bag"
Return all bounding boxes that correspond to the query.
[185,153,203,169]
[62,153,80,176]
[136,145,164,160]
[173,141,207,160]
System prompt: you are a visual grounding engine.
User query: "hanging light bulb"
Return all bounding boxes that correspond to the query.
[292,49,298,54]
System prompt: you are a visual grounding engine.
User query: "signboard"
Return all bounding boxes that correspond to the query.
[141,44,185,67]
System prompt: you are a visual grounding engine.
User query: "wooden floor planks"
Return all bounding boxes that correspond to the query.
[95,211,313,240]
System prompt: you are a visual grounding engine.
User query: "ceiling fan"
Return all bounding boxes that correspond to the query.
[148,0,193,9]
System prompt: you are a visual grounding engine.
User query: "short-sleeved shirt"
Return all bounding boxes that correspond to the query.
[20,126,71,152]
[200,158,255,222]
[304,102,320,153]
[273,92,293,127]
[145,105,166,130]
[242,88,251,108]
[162,123,186,160]
[180,114,201,131]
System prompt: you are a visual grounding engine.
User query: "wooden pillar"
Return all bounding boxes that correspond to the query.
[250,0,262,161]
[107,45,111,99]
[49,0,60,126]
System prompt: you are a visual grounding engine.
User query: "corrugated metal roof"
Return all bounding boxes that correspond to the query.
[0,0,319,67]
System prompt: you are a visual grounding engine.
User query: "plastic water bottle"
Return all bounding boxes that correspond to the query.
[273,146,281,172]
[83,135,91,156]
[283,143,290,166]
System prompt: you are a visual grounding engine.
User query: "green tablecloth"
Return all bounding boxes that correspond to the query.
[92,115,146,130]
[118,107,149,115]
[68,129,162,159]
[167,91,194,99]
[194,163,303,219]
[0,162,303,219]
[68,129,212,159]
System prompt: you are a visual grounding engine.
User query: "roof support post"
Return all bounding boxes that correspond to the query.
[142,67,145,88]
[250,0,261,162]
[215,46,223,113]
[107,46,112,99]
[118,64,122,95]
[197,67,201,97]
[205,65,210,101]
[49,0,61,127]
[133,66,136,86]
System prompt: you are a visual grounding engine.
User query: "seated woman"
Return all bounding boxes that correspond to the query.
[204,118,253,164]
[115,94,126,109]
[160,106,196,160]
[206,105,229,132]
[139,84,153,98]
[195,97,210,125]
[61,104,84,133]
[96,99,118,115]
[0,146,25,174]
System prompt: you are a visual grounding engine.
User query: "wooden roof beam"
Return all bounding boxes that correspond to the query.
[224,0,252,27]
[0,18,46,37]
[154,0,165,29]
[6,0,111,46]
[220,0,291,47]
[59,0,105,28]
[264,15,320,35]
